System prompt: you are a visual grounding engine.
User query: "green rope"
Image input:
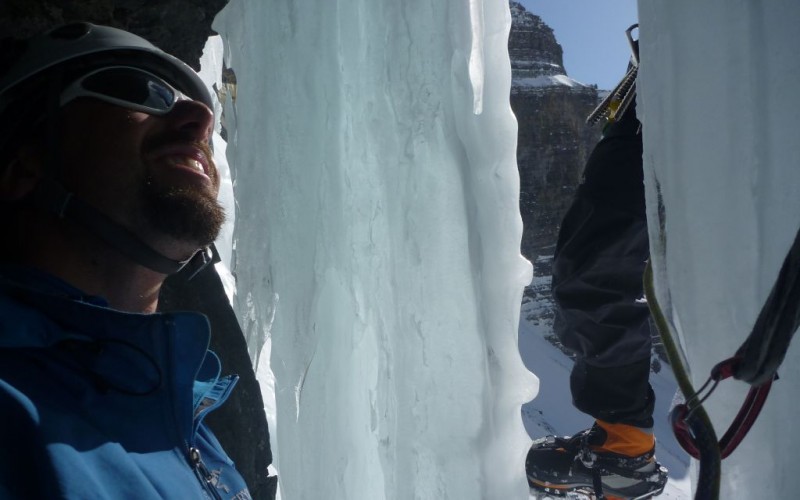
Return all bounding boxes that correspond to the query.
[644,261,721,500]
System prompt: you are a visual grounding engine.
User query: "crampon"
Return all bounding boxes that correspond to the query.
[526,432,668,500]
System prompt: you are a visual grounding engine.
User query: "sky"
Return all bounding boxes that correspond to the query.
[518,0,639,90]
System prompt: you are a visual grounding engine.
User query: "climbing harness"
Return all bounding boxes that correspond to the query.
[587,24,640,126]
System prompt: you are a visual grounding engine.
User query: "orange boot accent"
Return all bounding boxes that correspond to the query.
[593,420,655,457]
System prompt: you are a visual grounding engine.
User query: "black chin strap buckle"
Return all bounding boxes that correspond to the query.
[181,245,219,281]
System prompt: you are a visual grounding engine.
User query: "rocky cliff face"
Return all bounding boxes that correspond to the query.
[510,2,601,269]
[509,2,603,349]
[0,0,226,69]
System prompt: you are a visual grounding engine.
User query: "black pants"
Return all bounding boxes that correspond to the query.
[551,108,654,428]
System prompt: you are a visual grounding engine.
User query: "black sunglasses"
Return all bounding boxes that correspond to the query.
[59,66,195,115]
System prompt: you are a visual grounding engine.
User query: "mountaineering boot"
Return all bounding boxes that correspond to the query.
[526,421,668,499]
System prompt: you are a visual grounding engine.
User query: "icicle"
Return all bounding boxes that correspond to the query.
[468,0,485,115]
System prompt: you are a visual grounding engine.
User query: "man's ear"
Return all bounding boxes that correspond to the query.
[0,144,43,201]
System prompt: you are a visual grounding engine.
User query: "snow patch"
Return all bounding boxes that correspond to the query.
[512,74,588,89]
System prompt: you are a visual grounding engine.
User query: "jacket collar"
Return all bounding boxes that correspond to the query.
[0,265,236,414]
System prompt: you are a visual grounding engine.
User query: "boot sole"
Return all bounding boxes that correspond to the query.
[529,477,665,499]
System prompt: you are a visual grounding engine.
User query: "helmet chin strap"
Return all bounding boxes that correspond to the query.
[30,177,214,277]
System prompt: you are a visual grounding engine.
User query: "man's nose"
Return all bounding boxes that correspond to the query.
[166,98,214,143]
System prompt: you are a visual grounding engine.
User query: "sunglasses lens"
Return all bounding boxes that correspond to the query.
[81,68,176,111]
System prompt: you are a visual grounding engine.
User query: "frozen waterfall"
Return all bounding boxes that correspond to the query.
[212,1,535,499]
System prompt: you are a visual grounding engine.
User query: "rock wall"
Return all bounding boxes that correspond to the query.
[0,0,226,69]
[509,1,603,353]
[509,2,601,267]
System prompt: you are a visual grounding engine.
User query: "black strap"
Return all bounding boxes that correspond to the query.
[734,225,800,385]
[31,177,210,276]
[592,468,606,499]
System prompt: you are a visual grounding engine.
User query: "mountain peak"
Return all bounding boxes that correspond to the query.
[509,1,589,90]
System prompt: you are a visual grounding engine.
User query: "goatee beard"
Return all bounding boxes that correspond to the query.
[141,181,226,247]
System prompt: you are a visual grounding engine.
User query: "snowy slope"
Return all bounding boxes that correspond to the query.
[639,1,800,498]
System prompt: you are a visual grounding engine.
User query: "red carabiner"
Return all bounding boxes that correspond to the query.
[670,357,774,460]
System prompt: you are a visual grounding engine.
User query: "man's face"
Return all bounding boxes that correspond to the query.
[56,89,225,249]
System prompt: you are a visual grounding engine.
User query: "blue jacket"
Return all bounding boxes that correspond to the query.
[0,267,251,499]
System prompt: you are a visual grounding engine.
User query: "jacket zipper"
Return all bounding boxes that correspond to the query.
[188,446,223,500]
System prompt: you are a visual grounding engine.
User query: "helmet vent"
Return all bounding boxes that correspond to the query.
[50,23,92,40]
